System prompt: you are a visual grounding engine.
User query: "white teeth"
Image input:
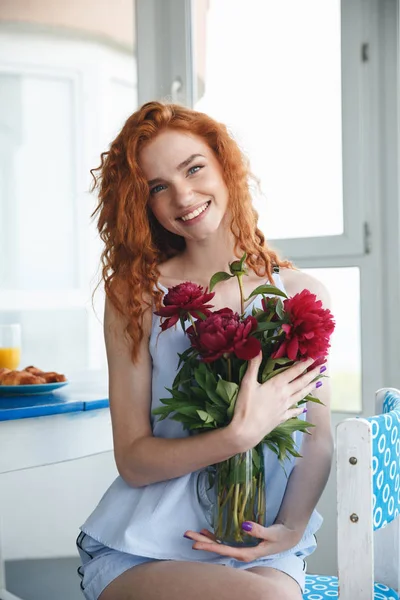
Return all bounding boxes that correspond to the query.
[180,202,209,222]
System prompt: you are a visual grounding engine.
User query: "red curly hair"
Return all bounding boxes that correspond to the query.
[91,101,293,362]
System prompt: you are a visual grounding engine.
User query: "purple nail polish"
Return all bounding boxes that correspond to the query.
[183,534,191,539]
[303,408,307,413]
[316,381,323,388]
[242,522,253,532]
[320,366,327,373]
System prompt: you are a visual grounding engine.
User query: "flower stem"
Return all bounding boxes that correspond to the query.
[227,357,232,381]
[233,483,240,540]
[239,481,251,524]
[237,275,245,314]
[188,313,197,335]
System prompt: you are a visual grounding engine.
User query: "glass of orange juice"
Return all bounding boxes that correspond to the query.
[0,324,21,370]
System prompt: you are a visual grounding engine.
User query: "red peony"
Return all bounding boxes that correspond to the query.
[272,289,335,361]
[261,296,280,320]
[187,308,262,363]
[155,282,215,331]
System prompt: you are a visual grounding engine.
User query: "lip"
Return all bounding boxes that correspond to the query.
[177,200,211,227]
[177,200,211,220]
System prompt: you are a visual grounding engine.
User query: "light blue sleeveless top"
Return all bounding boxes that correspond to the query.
[80,273,323,562]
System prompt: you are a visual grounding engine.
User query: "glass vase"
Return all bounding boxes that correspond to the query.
[197,445,266,547]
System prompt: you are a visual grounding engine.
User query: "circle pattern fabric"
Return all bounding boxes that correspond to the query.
[303,575,398,599]
[369,391,400,530]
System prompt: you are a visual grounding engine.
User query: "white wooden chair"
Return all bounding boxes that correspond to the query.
[303,387,400,600]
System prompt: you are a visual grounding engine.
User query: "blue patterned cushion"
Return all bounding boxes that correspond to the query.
[303,575,398,599]
[367,390,400,529]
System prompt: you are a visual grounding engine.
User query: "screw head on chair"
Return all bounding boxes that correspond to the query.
[350,513,359,523]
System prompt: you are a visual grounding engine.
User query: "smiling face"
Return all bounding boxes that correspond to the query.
[139,129,230,242]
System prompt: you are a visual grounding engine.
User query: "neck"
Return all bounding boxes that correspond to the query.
[179,228,241,284]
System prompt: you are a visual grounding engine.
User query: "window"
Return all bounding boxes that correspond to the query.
[0,3,137,373]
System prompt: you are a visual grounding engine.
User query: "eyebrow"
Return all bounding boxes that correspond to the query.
[147,154,205,186]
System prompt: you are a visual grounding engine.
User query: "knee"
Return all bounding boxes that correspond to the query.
[253,579,302,600]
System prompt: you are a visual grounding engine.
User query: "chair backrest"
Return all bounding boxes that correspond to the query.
[336,387,400,600]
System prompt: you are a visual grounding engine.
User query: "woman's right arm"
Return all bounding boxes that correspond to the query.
[105,297,322,488]
[105,296,244,488]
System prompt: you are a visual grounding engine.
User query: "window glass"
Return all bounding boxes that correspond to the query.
[192,0,343,240]
[302,267,362,412]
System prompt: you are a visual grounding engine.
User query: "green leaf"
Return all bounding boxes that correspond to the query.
[256,321,281,332]
[193,310,207,321]
[301,393,325,406]
[204,365,218,390]
[190,422,215,430]
[190,386,209,401]
[246,284,288,300]
[274,358,294,365]
[252,447,261,470]
[261,367,289,383]
[194,365,207,391]
[238,361,248,383]
[209,271,234,292]
[274,418,315,434]
[174,405,203,417]
[227,395,238,420]
[204,387,227,408]
[215,379,239,405]
[196,409,215,424]
[165,387,190,402]
[276,298,285,320]
[151,407,171,420]
[205,402,226,423]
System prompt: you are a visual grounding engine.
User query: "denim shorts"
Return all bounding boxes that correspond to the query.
[76,532,308,600]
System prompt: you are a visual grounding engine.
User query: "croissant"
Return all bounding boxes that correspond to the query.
[0,371,46,385]
[0,368,11,383]
[24,366,44,376]
[39,371,67,383]
[0,366,67,385]
[24,366,67,383]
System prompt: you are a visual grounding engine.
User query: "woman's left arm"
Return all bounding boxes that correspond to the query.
[273,272,334,539]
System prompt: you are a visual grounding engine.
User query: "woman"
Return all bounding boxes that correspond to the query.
[76,101,334,600]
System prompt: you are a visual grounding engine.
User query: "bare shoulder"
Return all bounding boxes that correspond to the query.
[279,267,332,309]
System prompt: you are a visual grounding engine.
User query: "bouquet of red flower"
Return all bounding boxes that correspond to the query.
[152,253,335,546]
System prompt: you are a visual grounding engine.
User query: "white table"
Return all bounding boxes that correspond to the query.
[0,406,113,600]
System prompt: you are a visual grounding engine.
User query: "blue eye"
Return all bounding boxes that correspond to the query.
[188,165,203,176]
[150,184,166,195]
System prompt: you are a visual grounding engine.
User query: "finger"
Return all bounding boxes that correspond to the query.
[243,351,262,381]
[290,378,322,405]
[191,537,260,562]
[240,521,270,540]
[289,363,323,396]
[285,406,307,421]
[184,530,216,544]
[200,528,218,541]
[194,538,276,563]
[277,357,314,385]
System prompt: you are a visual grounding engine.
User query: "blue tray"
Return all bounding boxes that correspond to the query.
[0,380,109,421]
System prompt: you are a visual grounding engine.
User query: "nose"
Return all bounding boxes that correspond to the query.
[173,179,195,206]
